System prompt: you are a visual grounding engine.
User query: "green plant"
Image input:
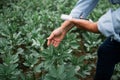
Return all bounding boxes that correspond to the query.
[0,0,120,80]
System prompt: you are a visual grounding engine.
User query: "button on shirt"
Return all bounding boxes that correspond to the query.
[69,0,120,42]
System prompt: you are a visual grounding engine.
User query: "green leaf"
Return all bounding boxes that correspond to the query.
[58,65,65,75]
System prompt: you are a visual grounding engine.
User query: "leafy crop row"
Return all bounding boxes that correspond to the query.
[0,0,120,80]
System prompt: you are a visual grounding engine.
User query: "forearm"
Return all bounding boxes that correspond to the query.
[70,19,99,33]
[60,20,74,32]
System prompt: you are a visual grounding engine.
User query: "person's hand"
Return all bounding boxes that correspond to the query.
[47,27,66,47]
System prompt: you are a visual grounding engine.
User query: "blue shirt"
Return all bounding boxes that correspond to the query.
[70,0,120,42]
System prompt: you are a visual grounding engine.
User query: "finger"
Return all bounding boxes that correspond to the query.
[55,41,61,47]
[47,33,55,46]
[53,40,57,47]
[47,39,51,46]
[51,40,54,45]
[47,33,54,40]
[54,38,61,42]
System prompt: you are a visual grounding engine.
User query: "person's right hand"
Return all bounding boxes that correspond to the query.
[47,27,66,47]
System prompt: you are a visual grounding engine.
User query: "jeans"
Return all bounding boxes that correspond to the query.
[94,37,120,80]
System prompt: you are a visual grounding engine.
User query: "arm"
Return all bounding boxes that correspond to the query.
[47,0,99,47]
[69,19,99,33]
[61,0,99,32]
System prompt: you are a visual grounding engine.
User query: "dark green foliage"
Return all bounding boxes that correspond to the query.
[0,0,119,80]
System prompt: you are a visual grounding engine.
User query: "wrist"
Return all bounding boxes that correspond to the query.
[60,27,67,34]
[61,21,74,32]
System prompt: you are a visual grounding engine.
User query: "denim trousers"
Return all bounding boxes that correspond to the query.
[94,37,120,80]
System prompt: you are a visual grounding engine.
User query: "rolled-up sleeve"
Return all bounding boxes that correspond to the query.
[97,9,115,37]
[97,8,120,41]
[69,0,99,19]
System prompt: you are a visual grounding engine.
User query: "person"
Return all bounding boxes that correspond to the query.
[47,0,120,80]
